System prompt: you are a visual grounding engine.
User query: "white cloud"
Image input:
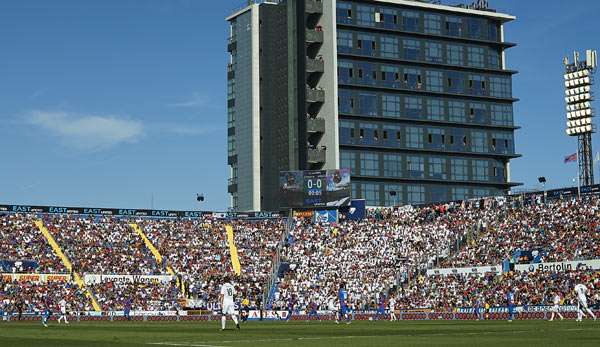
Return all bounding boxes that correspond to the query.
[168,92,209,108]
[27,111,143,151]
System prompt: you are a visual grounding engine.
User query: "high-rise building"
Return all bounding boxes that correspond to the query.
[227,0,520,211]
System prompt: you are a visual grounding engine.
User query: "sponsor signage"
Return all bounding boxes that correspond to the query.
[426,265,501,277]
[458,305,579,313]
[293,210,314,219]
[514,259,600,273]
[83,274,175,285]
[0,204,279,220]
[314,210,337,223]
[1,273,70,283]
[246,310,289,320]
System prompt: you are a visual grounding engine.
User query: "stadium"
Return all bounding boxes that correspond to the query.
[2,0,600,346]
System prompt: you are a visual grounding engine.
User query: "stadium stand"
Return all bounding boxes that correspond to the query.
[0,194,599,316]
[0,214,66,273]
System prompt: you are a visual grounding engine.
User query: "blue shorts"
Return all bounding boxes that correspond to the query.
[340,304,348,315]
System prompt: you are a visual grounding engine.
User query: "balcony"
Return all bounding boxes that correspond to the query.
[307,117,325,134]
[306,88,325,103]
[307,147,326,164]
[305,0,323,15]
[227,38,236,53]
[227,64,235,80]
[228,178,238,194]
[305,29,324,44]
[306,58,324,73]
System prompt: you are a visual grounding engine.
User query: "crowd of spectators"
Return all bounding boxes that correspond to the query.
[439,197,600,267]
[137,218,284,306]
[1,279,91,314]
[396,270,600,311]
[89,280,181,312]
[0,214,65,273]
[277,196,600,311]
[45,216,162,275]
[0,194,599,313]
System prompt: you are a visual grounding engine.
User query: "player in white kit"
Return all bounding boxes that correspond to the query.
[219,276,240,330]
[389,296,397,321]
[574,283,596,322]
[548,291,563,321]
[57,299,69,324]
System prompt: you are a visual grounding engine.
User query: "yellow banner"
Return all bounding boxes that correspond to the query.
[225,225,241,275]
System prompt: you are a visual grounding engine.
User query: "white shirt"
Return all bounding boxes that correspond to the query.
[389,298,396,310]
[575,284,588,299]
[553,295,560,305]
[220,283,236,305]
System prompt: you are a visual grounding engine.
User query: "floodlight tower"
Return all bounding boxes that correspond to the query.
[564,49,598,186]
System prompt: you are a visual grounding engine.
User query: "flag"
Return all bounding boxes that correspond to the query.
[564,153,577,163]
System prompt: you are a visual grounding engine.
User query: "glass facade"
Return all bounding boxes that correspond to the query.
[336,1,517,206]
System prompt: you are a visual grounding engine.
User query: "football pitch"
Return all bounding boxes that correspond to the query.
[0,320,598,347]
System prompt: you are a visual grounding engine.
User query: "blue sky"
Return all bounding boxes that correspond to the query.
[0,0,599,211]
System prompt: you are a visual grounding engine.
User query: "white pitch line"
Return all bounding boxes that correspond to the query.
[148,343,227,347]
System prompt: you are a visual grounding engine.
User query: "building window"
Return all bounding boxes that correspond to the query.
[473,189,490,198]
[338,90,354,113]
[380,36,399,58]
[467,76,486,98]
[341,151,357,173]
[403,39,421,60]
[404,68,422,89]
[448,101,465,122]
[406,127,423,149]
[491,104,513,126]
[467,18,484,39]
[452,187,469,201]
[425,42,443,63]
[407,156,424,178]
[361,183,381,206]
[489,77,512,98]
[407,185,425,204]
[425,70,444,92]
[402,10,420,32]
[356,5,375,26]
[488,49,500,69]
[360,152,379,176]
[227,136,236,156]
[427,99,445,121]
[384,184,403,206]
[451,158,468,180]
[467,46,485,68]
[469,102,487,122]
[424,14,441,34]
[337,2,353,24]
[472,160,489,181]
[357,34,376,56]
[471,131,488,153]
[227,78,235,100]
[405,96,422,118]
[446,44,464,66]
[383,153,402,177]
[382,94,401,118]
[227,109,235,128]
[358,93,377,116]
[337,31,353,53]
[428,157,447,179]
[446,16,462,36]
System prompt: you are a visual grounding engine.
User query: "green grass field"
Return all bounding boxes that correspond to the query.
[0,320,598,347]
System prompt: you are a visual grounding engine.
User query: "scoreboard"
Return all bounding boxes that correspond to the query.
[279,169,351,208]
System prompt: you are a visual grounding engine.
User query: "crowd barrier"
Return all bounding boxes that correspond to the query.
[2,310,598,322]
